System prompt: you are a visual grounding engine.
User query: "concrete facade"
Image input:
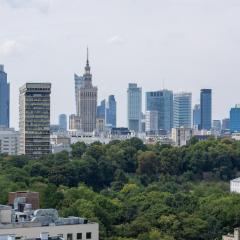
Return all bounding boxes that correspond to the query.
[19,83,51,158]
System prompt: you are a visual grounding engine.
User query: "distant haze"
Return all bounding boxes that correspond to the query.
[0,0,240,129]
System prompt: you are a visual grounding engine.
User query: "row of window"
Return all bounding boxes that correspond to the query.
[66,232,92,240]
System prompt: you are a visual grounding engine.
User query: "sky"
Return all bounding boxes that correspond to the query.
[0,0,240,129]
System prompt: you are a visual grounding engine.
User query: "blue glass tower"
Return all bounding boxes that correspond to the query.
[200,89,212,130]
[193,104,201,128]
[173,92,192,128]
[230,105,240,133]
[58,114,67,131]
[97,100,106,119]
[127,83,142,133]
[0,65,10,127]
[106,95,116,128]
[146,90,173,132]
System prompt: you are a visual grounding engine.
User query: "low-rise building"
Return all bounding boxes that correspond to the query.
[171,127,193,146]
[0,127,19,155]
[222,228,240,240]
[50,134,71,154]
[230,178,240,193]
[0,202,99,240]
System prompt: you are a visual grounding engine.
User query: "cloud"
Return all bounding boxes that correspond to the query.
[0,0,50,13]
[0,40,20,56]
[107,35,126,45]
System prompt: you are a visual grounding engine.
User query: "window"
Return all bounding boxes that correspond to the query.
[67,234,73,240]
[86,232,92,239]
[77,233,82,240]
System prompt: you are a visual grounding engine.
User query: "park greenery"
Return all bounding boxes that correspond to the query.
[1,137,240,239]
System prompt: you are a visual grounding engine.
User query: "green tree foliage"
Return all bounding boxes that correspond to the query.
[1,138,240,239]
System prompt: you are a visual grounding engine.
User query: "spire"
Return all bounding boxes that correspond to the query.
[85,47,90,73]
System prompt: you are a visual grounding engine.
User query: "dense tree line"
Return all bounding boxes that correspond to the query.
[1,137,240,239]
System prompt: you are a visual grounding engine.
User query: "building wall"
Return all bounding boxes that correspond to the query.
[0,128,19,155]
[0,223,99,240]
[19,83,51,158]
[127,83,142,133]
[230,106,240,133]
[200,89,212,130]
[106,95,116,128]
[0,65,10,128]
[193,104,201,128]
[8,191,39,210]
[146,90,173,132]
[173,92,192,128]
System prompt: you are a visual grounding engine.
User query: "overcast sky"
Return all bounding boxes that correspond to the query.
[1,0,240,129]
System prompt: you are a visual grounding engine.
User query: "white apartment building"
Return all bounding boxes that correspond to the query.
[0,127,19,155]
[0,206,99,240]
[230,178,240,193]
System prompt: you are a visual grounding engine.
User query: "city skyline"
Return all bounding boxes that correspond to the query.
[1,0,240,128]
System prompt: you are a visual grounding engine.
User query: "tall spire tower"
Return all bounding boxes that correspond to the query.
[83,47,92,86]
[76,47,98,132]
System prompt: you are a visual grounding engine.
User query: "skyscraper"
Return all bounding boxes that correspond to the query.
[222,118,230,131]
[0,65,10,127]
[230,104,240,133]
[127,83,142,133]
[146,90,173,132]
[97,100,106,120]
[59,114,67,131]
[200,89,212,130]
[77,49,97,132]
[19,83,51,158]
[106,95,116,128]
[145,110,158,132]
[74,74,84,115]
[193,104,201,128]
[173,92,192,128]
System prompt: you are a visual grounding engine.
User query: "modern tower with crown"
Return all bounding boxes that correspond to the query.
[76,48,98,132]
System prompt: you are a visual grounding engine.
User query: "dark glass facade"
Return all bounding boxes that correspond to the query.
[200,89,212,130]
[0,65,10,127]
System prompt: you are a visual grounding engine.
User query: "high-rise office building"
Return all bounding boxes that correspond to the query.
[19,83,51,158]
[212,120,221,132]
[106,95,116,128]
[146,90,173,132]
[222,118,230,130]
[58,114,67,131]
[173,92,192,128]
[145,110,158,132]
[0,65,10,127]
[200,89,212,130]
[230,104,240,133]
[97,100,106,119]
[193,104,201,128]
[127,83,142,133]
[77,49,97,132]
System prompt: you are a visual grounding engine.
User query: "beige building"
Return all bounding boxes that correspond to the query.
[223,228,240,240]
[19,83,51,158]
[171,127,193,146]
[76,50,97,133]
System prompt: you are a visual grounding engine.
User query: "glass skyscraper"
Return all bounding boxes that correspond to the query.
[97,100,106,119]
[59,114,67,131]
[127,83,142,133]
[146,90,173,132]
[0,65,10,127]
[200,89,212,130]
[173,92,192,128]
[230,104,240,133]
[106,95,116,128]
[193,104,201,128]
